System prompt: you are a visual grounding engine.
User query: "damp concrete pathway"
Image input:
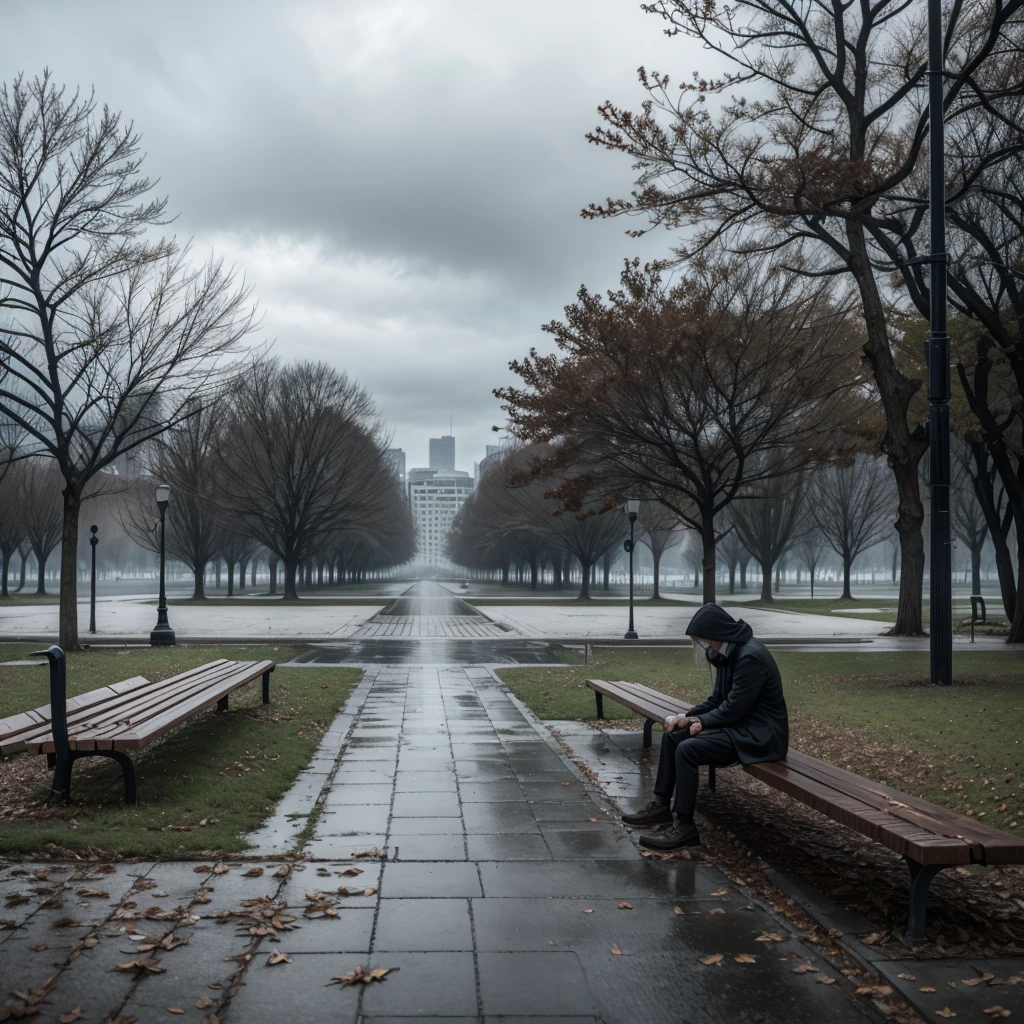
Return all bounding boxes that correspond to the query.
[0,664,881,1024]
[352,582,512,639]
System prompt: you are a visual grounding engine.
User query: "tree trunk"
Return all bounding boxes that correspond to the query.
[238,558,246,591]
[215,561,221,588]
[16,551,26,592]
[0,545,8,598]
[846,222,927,634]
[34,547,48,595]
[192,560,206,600]
[700,511,716,603]
[739,557,749,590]
[226,560,236,597]
[283,557,299,600]
[810,566,815,599]
[842,552,853,600]
[530,555,538,589]
[269,556,278,595]
[1010,546,1024,643]
[602,551,611,590]
[652,550,662,600]
[58,491,80,649]
[252,560,258,587]
[759,560,774,602]
[774,563,782,595]
[970,544,982,596]
[578,559,592,600]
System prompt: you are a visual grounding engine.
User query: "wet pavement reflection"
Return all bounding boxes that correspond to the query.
[376,580,484,618]
[290,638,566,665]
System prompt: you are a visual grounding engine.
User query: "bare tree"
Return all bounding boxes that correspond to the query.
[20,459,63,595]
[811,458,895,600]
[0,460,24,596]
[716,527,747,596]
[0,73,259,646]
[952,440,990,596]
[120,405,227,599]
[731,465,807,603]
[793,526,829,600]
[637,502,680,599]
[216,360,396,601]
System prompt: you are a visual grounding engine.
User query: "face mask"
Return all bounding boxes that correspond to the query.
[705,645,729,668]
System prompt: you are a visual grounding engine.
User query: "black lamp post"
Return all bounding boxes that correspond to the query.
[926,0,952,685]
[88,525,98,635]
[150,484,176,647]
[624,498,640,640]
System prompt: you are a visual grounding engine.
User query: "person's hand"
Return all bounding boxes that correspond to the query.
[664,714,688,732]
[688,718,703,736]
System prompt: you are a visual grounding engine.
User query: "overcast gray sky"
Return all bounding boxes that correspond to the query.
[2,0,700,474]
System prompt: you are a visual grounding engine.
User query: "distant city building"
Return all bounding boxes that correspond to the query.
[383,448,406,484]
[429,435,456,473]
[409,469,472,568]
[474,443,503,486]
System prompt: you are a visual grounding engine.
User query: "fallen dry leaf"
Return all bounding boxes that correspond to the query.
[793,964,818,974]
[897,972,916,980]
[735,954,757,964]
[212,864,229,875]
[363,888,377,897]
[329,965,394,986]
[984,1008,1011,1019]
[340,868,363,877]
[617,902,633,910]
[353,848,385,859]
[242,868,264,878]
[267,951,292,966]
[964,973,997,987]
[700,954,724,966]
[709,908,726,916]
[611,944,622,955]
[935,1010,957,1020]
[166,1009,186,1015]
[58,1010,82,1023]
[117,958,164,974]
[920,987,937,993]
[274,865,290,878]
[861,932,882,945]
[195,997,214,1009]
[30,942,48,951]
[710,889,729,897]
[583,908,594,914]
[673,907,684,916]
[755,932,785,942]
[818,977,837,985]
[193,865,212,874]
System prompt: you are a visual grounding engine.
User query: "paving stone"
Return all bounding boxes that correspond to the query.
[388,816,465,835]
[226,952,360,1023]
[523,781,589,801]
[393,771,459,793]
[373,898,473,952]
[458,781,525,802]
[531,800,605,823]
[875,957,1024,1021]
[333,767,397,784]
[389,834,467,861]
[381,863,483,898]
[543,830,639,860]
[280,864,383,911]
[463,802,540,835]
[478,860,715,899]
[304,835,388,861]
[358,952,477,1017]
[478,950,594,1016]
[317,806,392,835]
[465,835,552,861]
[324,784,394,806]
[278,909,375,953]
[391,792,461,817]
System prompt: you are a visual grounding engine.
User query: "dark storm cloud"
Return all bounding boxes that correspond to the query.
[0,0,700,469]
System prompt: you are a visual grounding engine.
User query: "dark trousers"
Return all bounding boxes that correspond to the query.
[653,729,738,821]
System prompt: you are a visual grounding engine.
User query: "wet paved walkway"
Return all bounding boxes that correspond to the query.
[352,582,512,639]
[1,664,876,1023]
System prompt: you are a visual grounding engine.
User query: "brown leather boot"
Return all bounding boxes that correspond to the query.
[621,799,673,828]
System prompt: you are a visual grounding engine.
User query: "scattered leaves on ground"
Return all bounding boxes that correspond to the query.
[267,951,292,965]
[329,965,394,986]
[617,902,633,910]
[735,954,757,964]
[611,944,622,955]
[700,954,724,966]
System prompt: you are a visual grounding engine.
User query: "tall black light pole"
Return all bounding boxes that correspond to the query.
[927,0,952,685]
[624,499,640,640]
[88,525,98,635]
[150,484,176,647]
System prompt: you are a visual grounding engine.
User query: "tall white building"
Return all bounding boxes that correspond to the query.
[383,448,406,484]
[409,469,473,568]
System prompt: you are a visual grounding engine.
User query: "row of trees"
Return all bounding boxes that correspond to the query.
[0,74,411,644]
[487,1,1024,642]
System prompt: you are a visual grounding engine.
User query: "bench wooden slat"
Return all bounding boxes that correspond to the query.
[585,677,1024,869]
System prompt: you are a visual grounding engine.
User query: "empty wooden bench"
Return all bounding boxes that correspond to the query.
[586,677,1024,943]
[0,646,276,805]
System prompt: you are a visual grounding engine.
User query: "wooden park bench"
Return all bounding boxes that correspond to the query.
[0,646,276,806]
[586,678,1024,944]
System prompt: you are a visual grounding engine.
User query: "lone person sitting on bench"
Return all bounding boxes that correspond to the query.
[621,603,789,851]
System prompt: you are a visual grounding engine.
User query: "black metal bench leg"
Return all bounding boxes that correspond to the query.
[217,695,229,712]
[904,857,944,944]
[46,753,56,769]
[595,692,604,720]
[643,718,653,748]
[103,751,137,805]
[708,766,716,792]
[262,670,271,704]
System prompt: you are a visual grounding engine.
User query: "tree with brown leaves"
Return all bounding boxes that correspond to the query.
[495,256,863,603]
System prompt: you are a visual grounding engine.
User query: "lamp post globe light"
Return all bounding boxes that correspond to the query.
[150,484,176,647]
[623,498,640,640]
[88,526,98,635]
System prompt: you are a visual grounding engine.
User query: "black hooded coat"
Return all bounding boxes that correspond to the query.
[685,604,789,764]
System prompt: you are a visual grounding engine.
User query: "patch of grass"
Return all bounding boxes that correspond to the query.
[0,644,359,858]
[0,593,62,604]
[498,648,1024,835]
[747,597,901,623]
[467,597,687,607]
